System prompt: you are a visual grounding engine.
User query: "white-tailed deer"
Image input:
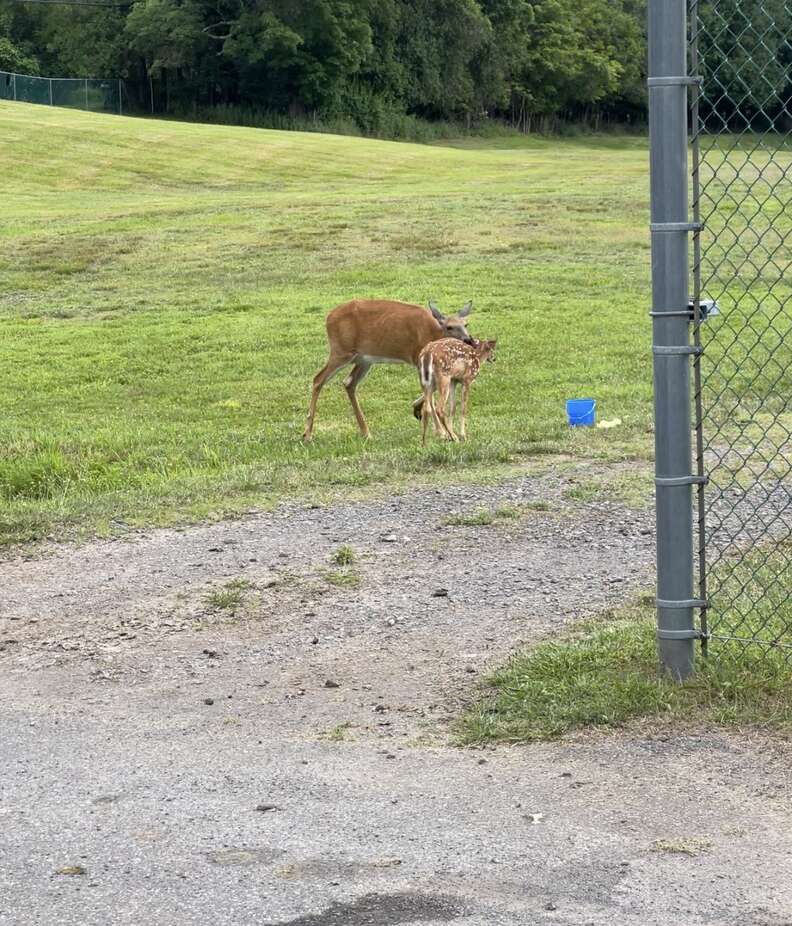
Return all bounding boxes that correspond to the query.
[418,338,497,444]
[303,299,473,441]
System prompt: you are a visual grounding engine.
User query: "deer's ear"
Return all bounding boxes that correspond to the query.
[428,302,444,322]
[458,300,473,318]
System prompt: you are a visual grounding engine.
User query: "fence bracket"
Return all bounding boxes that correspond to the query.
[647,76,704,87]
[650,222,704,233]
[652,345,703,356]
[655,475,708,486]
[657,628,704,640]
[650,300,719,322]
[656,598,708,609]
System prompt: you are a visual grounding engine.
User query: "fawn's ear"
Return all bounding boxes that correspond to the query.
[487,339,497,348]
[457,300,473,318]
[428,302,445,322]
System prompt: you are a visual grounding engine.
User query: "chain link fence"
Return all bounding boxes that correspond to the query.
[0,71,123,115]
[690,0,792,660]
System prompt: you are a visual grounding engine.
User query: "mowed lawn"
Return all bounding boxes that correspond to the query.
[0,103,654,545]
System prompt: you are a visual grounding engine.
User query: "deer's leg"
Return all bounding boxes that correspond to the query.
[424,380,445,437]
[435,378,457,441]
[413,393,440,433]
[303,352,354,441]
[459,382,471,441]
[421,388,433,445]
[416,359,440,433]
[343,360,373,438]
[429,395,443,436]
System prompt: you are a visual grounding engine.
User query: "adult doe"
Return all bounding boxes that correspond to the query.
[303,299,473,441]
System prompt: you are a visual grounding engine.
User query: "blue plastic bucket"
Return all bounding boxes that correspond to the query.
[566,398,597,427]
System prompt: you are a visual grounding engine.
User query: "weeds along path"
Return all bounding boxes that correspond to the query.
[3,463,792,926]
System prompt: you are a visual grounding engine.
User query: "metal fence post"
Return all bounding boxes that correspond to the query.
[12,72,16,101]
[648,0,699,679]
[48,77,53,106]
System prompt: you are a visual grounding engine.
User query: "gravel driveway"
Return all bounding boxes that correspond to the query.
[2,462,791,925]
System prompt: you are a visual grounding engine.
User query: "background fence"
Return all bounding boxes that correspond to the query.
[0,71,122,115]
[691,0,792,661]
[649,0,791,677]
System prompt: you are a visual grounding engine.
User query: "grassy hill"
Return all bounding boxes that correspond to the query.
[0,103,655,545]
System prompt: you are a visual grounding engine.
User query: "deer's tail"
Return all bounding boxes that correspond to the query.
[420,352,433,390]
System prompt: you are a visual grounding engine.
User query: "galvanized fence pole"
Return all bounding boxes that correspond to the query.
[648,0,700,679]
[689,0,709,657]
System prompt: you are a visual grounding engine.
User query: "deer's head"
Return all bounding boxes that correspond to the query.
[428,301,474,344]
[475,338,497,363]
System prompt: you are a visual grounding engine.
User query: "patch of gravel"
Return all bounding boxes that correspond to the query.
[0,463,654,730]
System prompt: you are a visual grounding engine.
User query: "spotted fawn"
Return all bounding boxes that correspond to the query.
[418,337,497,443]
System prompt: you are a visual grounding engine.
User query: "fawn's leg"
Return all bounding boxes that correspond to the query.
[343,361,373,438]
[304,352,354,441]
[436,378,458,441]
[421,388,434,445]
[415,393,441,433]
[432,397,444,435]
[459,382,471,441]
[431,391,447,437]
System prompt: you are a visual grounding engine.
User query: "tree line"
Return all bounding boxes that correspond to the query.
[0,0,789,135]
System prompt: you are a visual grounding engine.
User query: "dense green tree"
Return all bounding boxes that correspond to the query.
[0,1,40,74]
[126,0,208,105]
[220,1,373,110]
[482,0,644,125]
[36,6,126,78]
[0,35,37,74]
[396,0,495,117]
[8,0,789,134]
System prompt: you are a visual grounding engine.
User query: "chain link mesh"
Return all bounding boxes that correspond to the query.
[0,71,122,115]
[690,0,792,659]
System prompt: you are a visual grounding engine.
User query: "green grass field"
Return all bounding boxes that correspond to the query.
[0,103,657,545]
[26,103,792,547]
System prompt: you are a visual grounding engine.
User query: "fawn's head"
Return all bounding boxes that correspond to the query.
[428,301,474,344]
[474,338,497,363]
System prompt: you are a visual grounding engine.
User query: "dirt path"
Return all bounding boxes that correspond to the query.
[2,464,791,926]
